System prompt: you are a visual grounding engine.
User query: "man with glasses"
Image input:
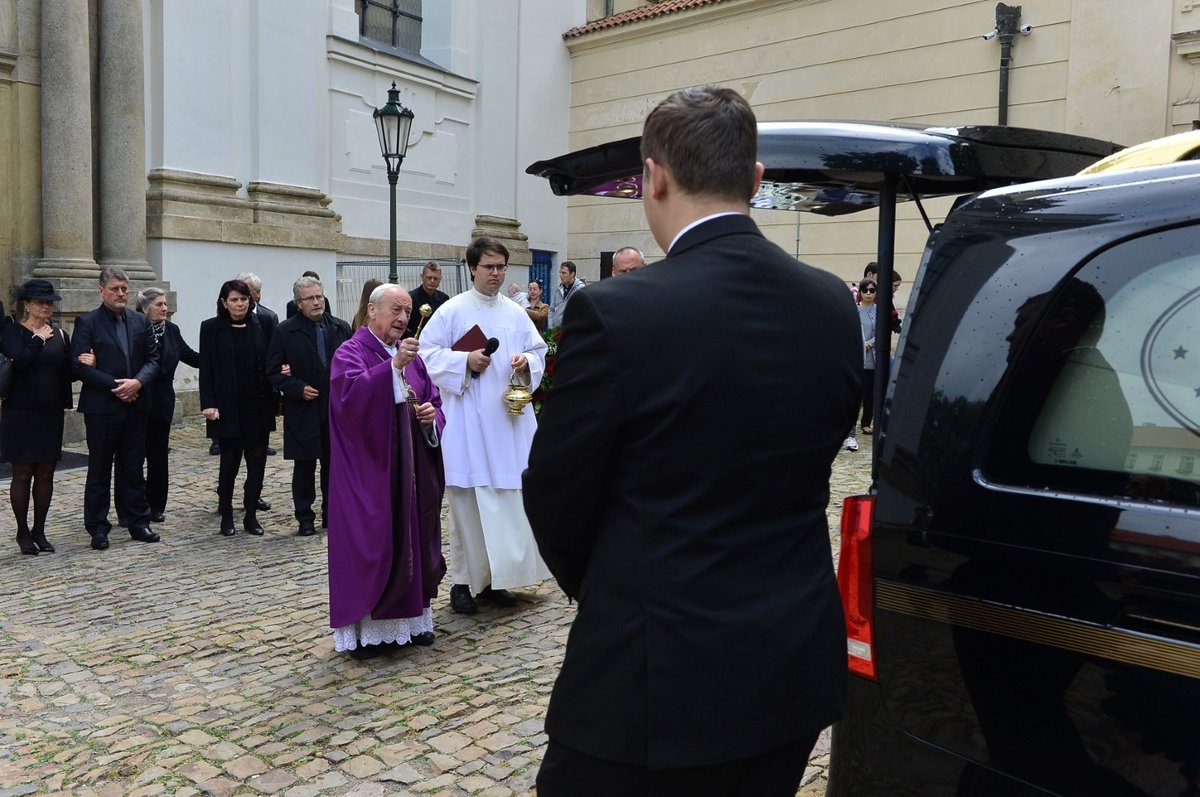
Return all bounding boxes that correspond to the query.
[418,237,550,615]
[266,276,352,536]
[610,246,646,276]
[72,267,162,550]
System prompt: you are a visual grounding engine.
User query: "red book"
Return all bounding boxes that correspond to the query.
[451,324,488,352]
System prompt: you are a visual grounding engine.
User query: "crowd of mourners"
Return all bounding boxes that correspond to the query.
[0,249,592,661]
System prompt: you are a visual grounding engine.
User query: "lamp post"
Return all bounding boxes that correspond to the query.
[373,82,415,284]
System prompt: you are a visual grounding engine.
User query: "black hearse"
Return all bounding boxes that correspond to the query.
[531,124,1200,795]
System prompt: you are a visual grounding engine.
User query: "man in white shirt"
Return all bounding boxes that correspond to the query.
[418,237,551,615]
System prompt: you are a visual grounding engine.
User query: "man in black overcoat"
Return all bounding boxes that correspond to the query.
[404,261,450,338]
[523,86,862,795]
[266,275,351,536]
[72,267,162,550]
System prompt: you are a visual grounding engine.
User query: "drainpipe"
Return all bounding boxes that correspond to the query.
[994,3,1022,126]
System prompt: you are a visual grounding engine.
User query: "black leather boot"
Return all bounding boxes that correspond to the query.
[219,513,236,537]
[243,513,265,536]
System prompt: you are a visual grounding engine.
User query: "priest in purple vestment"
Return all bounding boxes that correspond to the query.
[327,284,447,659]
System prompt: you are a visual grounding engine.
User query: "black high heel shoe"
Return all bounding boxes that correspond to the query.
[16,529,38,556]
[31,528,55,553]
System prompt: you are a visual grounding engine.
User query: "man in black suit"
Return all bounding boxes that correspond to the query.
[72,267,162,550]
[523,86,862,796]
[266,275,351,536]
[405,261,450,337]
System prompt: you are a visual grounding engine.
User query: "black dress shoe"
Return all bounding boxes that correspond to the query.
[477,585,518,607]
[91,533,110,550]
[219,517,236,537]
[266,447,277,456]
[411,631,435,647]
[256,498,271,511]
[243,515,265,536]
[129,527,161,543]
[449,584,478,615]
[347,644,386,660]
[297,519,316,537]
[209,440,221,455]
[149,512,166,524]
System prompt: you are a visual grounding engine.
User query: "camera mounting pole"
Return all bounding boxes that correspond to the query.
[994,3,1023,125]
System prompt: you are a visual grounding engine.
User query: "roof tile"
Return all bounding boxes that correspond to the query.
[564,0,731,39]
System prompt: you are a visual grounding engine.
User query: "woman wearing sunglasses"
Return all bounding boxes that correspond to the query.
[857,277,878,434]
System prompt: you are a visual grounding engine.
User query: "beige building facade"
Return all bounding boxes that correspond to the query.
[561,0,1200,287]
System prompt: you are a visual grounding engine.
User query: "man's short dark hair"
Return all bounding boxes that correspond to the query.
[864,262,878,278]
[422,261,440,273]
[302,270,320,279]
[560,261,577,275]
[640,85,758,203]
[466,237,510,268]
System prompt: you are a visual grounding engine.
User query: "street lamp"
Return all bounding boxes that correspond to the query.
[373,82,415,284]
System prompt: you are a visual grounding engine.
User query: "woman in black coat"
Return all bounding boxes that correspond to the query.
[137,287,200,523]
[0,279,74,554]
[199,280,276,537]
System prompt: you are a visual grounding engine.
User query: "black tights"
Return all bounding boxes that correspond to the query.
[217,440,268,519]
[11,462,56,533]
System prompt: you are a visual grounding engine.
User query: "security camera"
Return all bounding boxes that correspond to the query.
[1018,24,1033,35]
[982,29,998,40]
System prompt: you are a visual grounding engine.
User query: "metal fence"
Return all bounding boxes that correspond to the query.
[333,258,468,323]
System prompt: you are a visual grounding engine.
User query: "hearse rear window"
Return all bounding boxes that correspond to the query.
[988,225,1200,508]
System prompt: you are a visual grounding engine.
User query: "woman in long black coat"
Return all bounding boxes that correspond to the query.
[137,287,200,523]
[0,279,74,554]
[199,279,276,537]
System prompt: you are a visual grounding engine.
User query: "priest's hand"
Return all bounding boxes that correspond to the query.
[393,338,419,371]
[510,354,529,374]
[468,349,492,375]
[302,385,319,401]
[415,401,437,428]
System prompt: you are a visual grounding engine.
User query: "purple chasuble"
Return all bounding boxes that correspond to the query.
[327,326,447,629]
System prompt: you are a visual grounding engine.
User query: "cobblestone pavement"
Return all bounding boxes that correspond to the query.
[0,420,873,796]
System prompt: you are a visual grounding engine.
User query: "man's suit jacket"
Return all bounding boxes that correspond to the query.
[266,312,352,460]
[523,213,862,770]
[71,305,161,415]
[147,321,200,424]
[254,303,279,344]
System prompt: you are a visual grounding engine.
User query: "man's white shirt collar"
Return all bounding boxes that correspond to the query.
[668,211,745,254]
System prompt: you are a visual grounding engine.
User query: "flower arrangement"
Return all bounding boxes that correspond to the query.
[533,325,561,416]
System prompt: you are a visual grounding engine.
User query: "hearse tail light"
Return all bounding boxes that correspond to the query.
[838,494,877,681]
